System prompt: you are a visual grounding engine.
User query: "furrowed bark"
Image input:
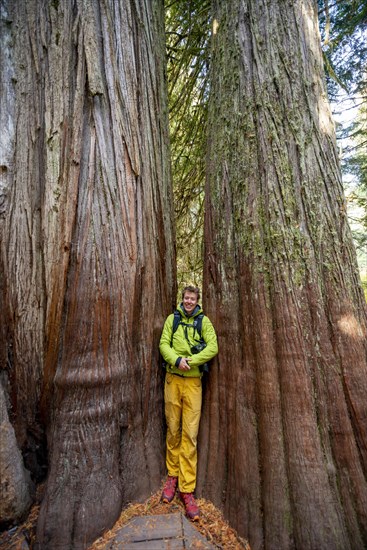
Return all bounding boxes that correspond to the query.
[198,1,367,549]
[1,0,175,547]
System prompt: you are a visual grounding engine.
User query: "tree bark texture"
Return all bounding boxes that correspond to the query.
[198,1,367,549]
[0,0,175,546]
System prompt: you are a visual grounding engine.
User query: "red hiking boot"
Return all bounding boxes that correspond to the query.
[161,476,178,503]
[179,492,200,521]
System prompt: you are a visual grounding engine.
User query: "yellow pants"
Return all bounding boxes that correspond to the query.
[164,373,202,493]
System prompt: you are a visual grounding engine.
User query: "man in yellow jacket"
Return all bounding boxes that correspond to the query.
[159,285,218,520]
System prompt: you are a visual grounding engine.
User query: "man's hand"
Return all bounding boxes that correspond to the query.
[178,357,191,371]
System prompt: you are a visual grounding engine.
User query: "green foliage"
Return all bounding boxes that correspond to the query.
[318,1,367,281]
[361,275,367,301]
[165,0,211,289]
[342,100,367,287]
[318,0,367,99]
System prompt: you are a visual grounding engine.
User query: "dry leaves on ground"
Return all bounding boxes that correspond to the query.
[0,503,39,549]
[0,486,250,550]
[89,488,250,550]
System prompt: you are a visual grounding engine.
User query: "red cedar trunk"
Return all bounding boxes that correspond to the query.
[198,1,367,549]
[1,0,175,546]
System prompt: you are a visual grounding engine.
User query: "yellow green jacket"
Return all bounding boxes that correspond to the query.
[159,304,218,378]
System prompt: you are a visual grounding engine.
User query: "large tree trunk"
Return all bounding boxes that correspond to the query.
[0,0,175,546]
[198,1,367,549]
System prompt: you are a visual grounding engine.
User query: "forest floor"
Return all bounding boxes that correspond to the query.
[89,489,250,549]
[0,485,250,550]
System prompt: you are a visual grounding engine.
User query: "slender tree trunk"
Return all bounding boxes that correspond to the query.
[198,1,367,549]
[1,0,175,547]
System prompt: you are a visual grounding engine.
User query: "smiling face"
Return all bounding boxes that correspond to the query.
[182,291,199,315]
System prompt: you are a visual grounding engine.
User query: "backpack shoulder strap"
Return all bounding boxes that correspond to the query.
[193,313,205,338]
[170,311,205,346]
[170,310,181,346]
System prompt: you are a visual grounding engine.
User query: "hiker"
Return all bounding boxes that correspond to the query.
[159,285,218,521]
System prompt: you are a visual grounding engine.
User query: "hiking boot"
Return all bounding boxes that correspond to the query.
[161,476,178,503]
[179,492,200,521]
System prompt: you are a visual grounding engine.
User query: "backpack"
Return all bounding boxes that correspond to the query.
[170,310,204,346]
[169,310,209,373]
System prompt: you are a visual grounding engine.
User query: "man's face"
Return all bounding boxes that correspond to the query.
[183,291,198,314]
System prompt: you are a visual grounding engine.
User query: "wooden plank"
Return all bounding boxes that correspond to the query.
[114,539,184,549]
[105,513,215,549]
[114,514,182,542]
[181,515,215,549]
